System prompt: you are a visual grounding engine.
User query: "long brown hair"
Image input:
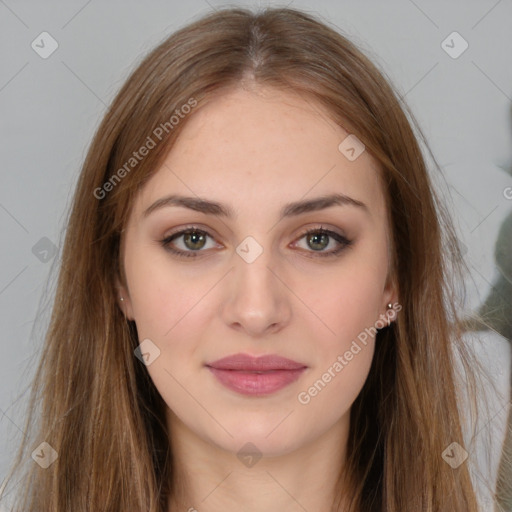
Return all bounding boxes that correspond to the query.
[2,7,486,511]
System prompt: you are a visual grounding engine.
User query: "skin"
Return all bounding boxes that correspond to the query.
[117,85,397,512]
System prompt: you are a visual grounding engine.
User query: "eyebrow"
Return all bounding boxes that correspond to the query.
[142,193,368,220]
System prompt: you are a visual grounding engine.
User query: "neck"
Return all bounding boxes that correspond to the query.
[165,408,352,512]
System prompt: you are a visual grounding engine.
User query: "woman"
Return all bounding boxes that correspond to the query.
[2,7,489,511]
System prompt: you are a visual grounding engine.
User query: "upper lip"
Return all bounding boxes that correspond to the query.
[206,353,307,371]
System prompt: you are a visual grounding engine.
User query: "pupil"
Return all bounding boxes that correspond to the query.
[309,233,328,251]
[184,231,205,250]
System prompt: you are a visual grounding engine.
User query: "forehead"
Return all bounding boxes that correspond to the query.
[132,86,386,220]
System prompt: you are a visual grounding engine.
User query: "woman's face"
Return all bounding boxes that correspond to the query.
[118,86,396,457]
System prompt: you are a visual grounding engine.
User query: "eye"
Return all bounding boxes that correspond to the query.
[160,226,218,258]
[292,227,352,258]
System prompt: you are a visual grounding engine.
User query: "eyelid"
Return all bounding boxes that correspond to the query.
[290,226,352,258]
[163,224,218,240]
[160,225,220,258]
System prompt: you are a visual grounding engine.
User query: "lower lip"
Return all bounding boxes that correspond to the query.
[207,367,306,396]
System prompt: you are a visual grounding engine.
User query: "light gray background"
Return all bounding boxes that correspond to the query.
[1,0,511,509]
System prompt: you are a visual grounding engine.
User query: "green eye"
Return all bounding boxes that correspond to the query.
[306,232,330,251]
[182,231,207,251]
[294,228,352,258]
[161,227,215,258]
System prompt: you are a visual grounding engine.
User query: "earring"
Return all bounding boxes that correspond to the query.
[387,303,393,326]
[120,297,124,302]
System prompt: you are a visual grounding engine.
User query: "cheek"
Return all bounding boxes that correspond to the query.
[295,267,381,417]
[295,251,386,406]
[308,260,387,349]
[124,244,214,339]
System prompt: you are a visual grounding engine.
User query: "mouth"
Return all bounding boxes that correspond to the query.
[205,353,307,396]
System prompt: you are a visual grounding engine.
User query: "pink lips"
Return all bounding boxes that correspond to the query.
[206,353,307,396]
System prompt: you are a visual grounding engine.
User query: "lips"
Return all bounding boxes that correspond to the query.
[206,353,306,371]
[205,353,307,396]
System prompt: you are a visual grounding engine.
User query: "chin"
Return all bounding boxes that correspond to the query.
[212,416,306,457]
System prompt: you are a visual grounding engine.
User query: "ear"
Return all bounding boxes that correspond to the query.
[381,273,400,324]
[115,277,135,321]
[383,277,399,308]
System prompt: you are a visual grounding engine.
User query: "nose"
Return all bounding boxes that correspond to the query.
[220,244,292,338]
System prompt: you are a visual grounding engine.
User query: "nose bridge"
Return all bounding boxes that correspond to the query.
[234,235,279,300]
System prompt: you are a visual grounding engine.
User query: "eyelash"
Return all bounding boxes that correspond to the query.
[159,225,353,259]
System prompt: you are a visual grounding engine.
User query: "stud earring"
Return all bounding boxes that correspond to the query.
[386,303,393,326]
[120,297,124,302]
